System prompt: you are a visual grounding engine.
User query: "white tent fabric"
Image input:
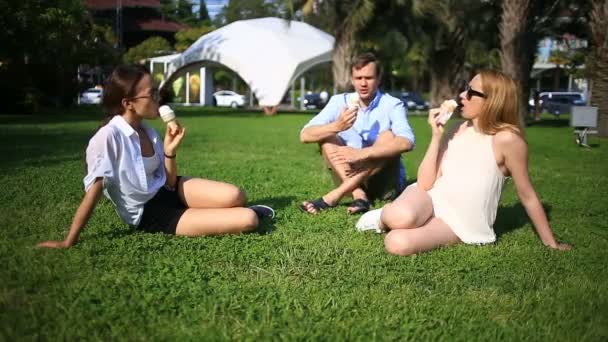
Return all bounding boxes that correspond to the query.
[164,17,335,106]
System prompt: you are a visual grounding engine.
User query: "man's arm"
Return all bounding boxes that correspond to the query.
[365,134,413,159]
[300,107,357,143]
[300,95,357,143]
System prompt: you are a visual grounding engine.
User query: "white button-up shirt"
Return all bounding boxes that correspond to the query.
[83,115,166,226]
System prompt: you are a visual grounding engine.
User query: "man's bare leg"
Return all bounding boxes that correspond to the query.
[301,133,393,214]
[301,136,370,214]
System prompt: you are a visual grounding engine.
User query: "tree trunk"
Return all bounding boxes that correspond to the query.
[429,29,466,107]
[332,28,353,93]
[429,50,464,107]
[590,0,608,137]
[500,0,535,127]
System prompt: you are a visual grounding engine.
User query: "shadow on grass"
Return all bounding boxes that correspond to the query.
[0,128,92,171]
[526,117,570,127]
[0,106,104,125]
[252,196,296,211]
[494,202,552,238]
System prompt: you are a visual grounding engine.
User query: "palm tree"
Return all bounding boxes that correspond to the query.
[301,0,375,92]
[499,0,570,124]
[408,0,496,106]
[500,0,535,125]
[589,0,608,136]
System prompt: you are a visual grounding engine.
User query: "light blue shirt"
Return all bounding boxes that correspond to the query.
[302,90,415,186]
[84,115,166,226]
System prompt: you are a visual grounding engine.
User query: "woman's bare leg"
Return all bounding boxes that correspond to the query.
[178,177,246,208]
[174,177,258,236]
[380,185,434,230]
[175,208,258,236]
[384,217,461,256]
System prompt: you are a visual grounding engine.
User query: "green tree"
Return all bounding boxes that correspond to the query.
[498,0,589,123]
[0,0,118,112]
[174,24,215,52]
[123,37,173,64]
[301,0,376,92]
[199,0,211,22]
[160,0,197,25]
[214,0,280,25]
[589,0,608,136]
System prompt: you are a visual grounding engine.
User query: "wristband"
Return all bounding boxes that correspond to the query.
[164,153,176,159]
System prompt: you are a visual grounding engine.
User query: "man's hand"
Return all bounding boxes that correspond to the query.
[328,146,370,176]
[332,106,358,132]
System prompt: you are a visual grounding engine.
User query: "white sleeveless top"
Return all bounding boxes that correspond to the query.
[143,153,160,176]
[428,125,505,244]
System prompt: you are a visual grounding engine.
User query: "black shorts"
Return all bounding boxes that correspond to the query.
[137,177,187,235]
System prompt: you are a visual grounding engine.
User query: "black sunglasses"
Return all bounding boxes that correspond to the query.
[130,88,160,102]
[465,85,486,100]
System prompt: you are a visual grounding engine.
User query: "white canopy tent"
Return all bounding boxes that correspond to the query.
[162,17,335,107]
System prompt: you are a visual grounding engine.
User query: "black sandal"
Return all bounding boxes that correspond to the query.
[348,198,371,215]
[300,197,334,214]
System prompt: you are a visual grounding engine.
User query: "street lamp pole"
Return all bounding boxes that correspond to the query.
[115,0,123,49]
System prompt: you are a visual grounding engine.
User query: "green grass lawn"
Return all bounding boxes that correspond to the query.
[1,106,607,340]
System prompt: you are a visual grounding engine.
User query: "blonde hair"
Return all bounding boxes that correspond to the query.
[477,70,523,136]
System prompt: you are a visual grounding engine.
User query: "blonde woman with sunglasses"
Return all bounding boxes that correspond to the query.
[357,70,571,255]
[38,65,273,248]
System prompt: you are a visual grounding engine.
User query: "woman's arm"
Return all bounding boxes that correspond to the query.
[417,111,459,190]
[37,178,103,248]
[499,132,571,250]
[163,127,186,189]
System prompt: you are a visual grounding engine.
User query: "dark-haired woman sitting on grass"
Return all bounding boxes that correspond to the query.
[39,65,273,248]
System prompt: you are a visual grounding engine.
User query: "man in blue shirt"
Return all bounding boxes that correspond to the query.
[300,53,415,215]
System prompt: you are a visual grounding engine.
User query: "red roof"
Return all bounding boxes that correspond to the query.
[84,0,161,10]
[126,18,185,32]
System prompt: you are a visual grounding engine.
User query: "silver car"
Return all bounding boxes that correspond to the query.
[79,88,103,104]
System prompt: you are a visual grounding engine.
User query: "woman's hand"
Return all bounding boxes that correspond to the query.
[546,242,572,251]
[427,108,444,138]
[164,126,186,156]
[37,240,71,249]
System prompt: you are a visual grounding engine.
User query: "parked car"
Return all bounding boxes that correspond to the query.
[213,90,246,108]
[79,88,103,104]
[390,91,430,111]
[303,92,327,109]
[528,91,586,116]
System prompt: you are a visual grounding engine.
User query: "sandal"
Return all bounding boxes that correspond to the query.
[300,197,334,214]
[347,198,371,215]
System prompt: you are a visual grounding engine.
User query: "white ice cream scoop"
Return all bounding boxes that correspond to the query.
[159,105,176,123]
[437,99,458,125]
[348,93,360,110]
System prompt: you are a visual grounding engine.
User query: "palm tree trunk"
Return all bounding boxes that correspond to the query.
[332,27,354,92]
[500,0,535,127]
[590,0,608,137]
[429,50,464,106]
[429,29,466,107]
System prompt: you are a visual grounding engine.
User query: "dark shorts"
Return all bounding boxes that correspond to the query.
[137,177,187,235]
[363,157,405,201]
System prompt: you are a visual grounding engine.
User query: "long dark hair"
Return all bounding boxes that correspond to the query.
[98,64,150,127]
[85,65,150,172]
